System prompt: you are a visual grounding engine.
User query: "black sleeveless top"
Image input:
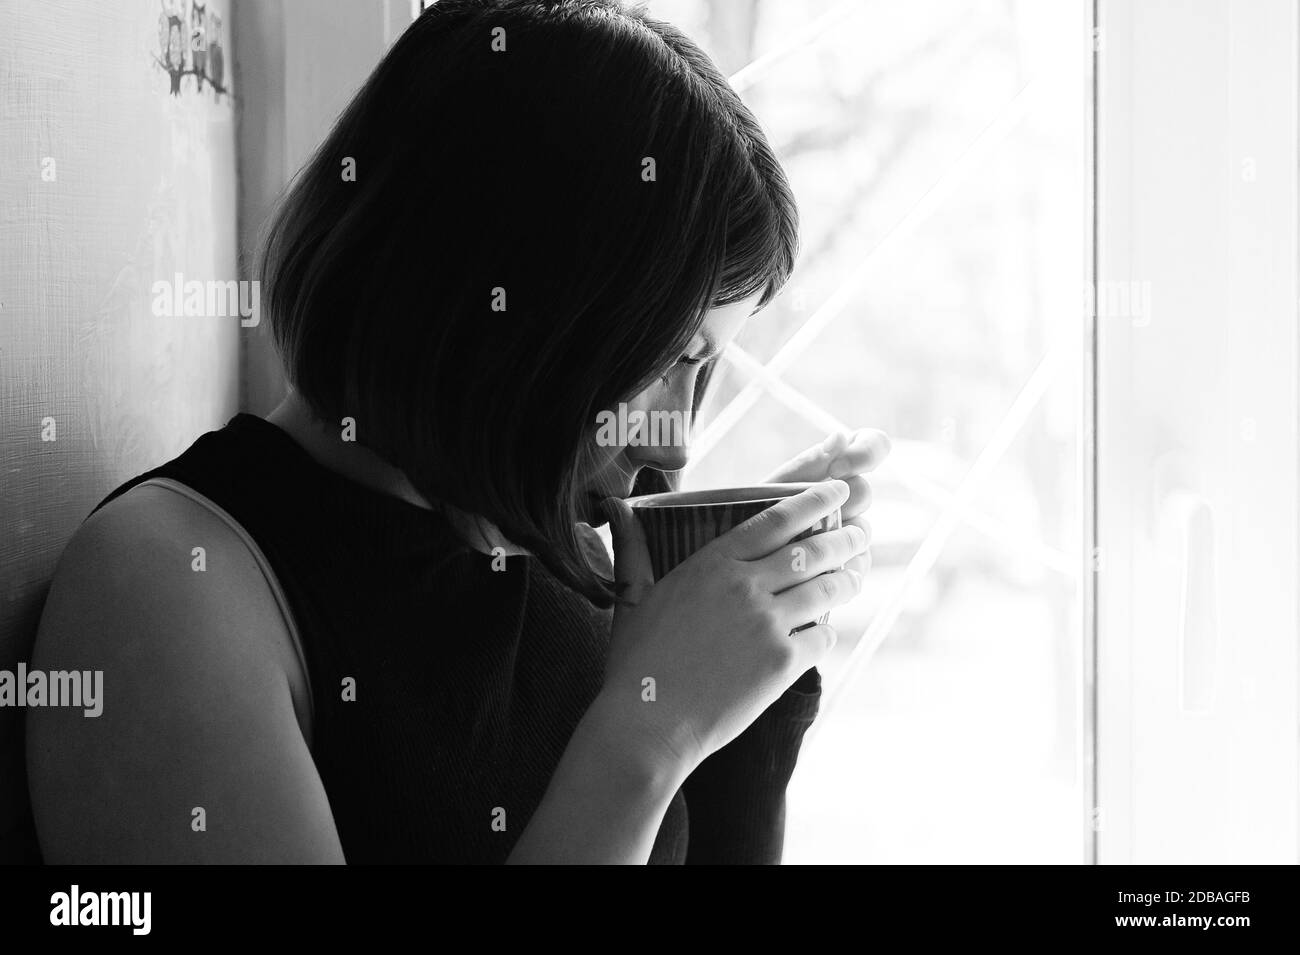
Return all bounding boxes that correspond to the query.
[91,413,821,864]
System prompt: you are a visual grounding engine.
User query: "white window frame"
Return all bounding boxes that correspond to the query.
[1093,0,1298,864]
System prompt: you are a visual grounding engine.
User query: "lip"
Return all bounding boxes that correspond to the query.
[584,452,639,502]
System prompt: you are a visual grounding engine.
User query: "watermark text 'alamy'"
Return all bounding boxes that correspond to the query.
[151,272,259,327]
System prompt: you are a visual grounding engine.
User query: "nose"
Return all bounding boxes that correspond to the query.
[626,368,700,472]
[632,402,694,473]
[640,439,690,474]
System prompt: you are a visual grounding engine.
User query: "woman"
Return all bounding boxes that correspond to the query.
[26,0,888,864]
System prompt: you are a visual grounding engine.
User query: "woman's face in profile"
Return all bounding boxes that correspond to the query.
[583,292,760,517]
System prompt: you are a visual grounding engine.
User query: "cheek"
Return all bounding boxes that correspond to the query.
[601,372,699,454]
[621,380,680,417]
[622,388,656,416]
[647,373,698,409]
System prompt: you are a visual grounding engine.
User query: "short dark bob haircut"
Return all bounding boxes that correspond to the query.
[259,0,799,607]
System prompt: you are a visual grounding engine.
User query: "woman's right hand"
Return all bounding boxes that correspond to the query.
[597,479,867,778]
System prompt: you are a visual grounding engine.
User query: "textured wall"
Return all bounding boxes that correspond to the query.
[236,0,413,416]
[0,0,239,861]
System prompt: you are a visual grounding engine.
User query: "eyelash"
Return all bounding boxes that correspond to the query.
[661,354,706,384]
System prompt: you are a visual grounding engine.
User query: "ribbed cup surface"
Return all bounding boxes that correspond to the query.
[628,484,842,631]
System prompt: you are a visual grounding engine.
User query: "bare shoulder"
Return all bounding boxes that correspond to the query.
[36,479,311,732]
[26,479,338,863]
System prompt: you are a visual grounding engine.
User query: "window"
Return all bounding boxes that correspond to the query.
[651,0,1089,863]
[657,0,1299,865]
[1093,0,1297,864]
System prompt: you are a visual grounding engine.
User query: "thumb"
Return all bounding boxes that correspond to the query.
[600,496,654,606]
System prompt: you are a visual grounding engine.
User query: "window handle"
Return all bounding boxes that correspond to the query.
[1162,488,1218,713]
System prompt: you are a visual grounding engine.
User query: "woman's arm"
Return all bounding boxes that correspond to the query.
[680,666,821,864]
[506,691,690,864]
[26,485,347,863]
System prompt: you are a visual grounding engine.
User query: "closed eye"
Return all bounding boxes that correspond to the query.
[660,353,708,384]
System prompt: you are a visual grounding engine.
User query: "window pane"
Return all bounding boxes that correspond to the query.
[651,0,1089,862]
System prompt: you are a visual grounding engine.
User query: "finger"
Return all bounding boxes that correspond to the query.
[762,431,850,483]
[600,497,654,606]
[788,623,839,671]
[716,480,851,561]
[842,513,872,547]
[771,566,862,628]
[755,523,869,592]
[827,429,892,479]
[840,514,873,577]
[839,474,872,519]
[843,549,871,578]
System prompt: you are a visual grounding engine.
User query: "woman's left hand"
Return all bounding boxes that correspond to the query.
[763,428,892,579]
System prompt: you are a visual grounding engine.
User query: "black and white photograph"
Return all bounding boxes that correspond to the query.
[0,0,1294,930]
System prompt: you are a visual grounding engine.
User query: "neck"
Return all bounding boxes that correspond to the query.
[265,390,531,556]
